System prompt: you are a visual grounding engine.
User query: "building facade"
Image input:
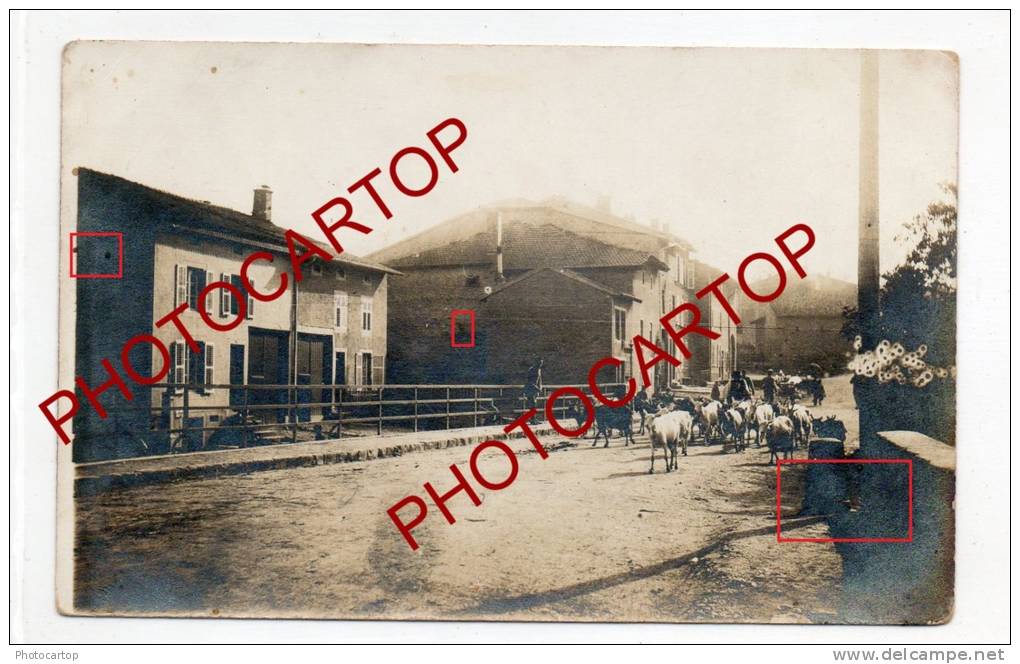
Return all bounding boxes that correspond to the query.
[368,200,703,390]
[73,169,396,461]
[731,274,855,375]
[686,260,741,386]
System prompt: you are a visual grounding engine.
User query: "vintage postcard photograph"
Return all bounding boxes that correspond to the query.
[53,42,958,624]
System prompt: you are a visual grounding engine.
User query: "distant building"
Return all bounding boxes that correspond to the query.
[367,199,703,389]
[731,274,855,374]
[688,260,741,385]
[72,169,397,461]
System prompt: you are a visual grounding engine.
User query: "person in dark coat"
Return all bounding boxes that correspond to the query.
[633,389,651,434]
[727,371,749,404]
[762,369,778,404]
[524,358,544,410]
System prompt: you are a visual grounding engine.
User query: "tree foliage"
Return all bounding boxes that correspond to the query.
[842,184,957,367]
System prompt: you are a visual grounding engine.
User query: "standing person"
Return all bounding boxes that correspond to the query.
[727,371,749,404]
[633,388,651,434]
[762,369,777,404]
[710,380,722,403]
[741,371,756,399]
[524,358,544,410]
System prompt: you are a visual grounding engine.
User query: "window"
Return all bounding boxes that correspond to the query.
[334,291,348,331]
[362,274,372,286]
[639,319,644,338]
[361,352,373,386]
[311,263,323,276]
[361,296,373,335]
[186,267,207,312]
[217,273,248,318]
[676,255,684,285]
[686,260,696,288]
[613,307,626,342]
[187,341,206,387]
[335,267,347,281]
[228,274,254,320]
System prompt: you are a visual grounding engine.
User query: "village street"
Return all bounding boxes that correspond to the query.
[75,378,857,623]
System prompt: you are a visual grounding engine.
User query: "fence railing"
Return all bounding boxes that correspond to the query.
[89,381,629,458]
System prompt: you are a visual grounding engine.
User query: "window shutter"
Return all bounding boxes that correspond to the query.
[169,342,177,390]
[205,271,215,314]
[174,341,187,387]
[219,273,229,317]
[334,291,348,331]
[174,265,187,307]
[247,293,254,320]
[205,343,215,389]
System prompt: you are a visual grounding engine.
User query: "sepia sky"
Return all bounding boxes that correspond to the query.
[61,42,958,283]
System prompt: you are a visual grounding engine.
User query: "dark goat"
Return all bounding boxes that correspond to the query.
[592,403,635,448]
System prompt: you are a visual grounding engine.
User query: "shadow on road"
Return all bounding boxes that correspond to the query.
[460,515,828,616]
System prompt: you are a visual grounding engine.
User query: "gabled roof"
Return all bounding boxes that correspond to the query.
[77,169,400,275]
[367,199,691,267]
[481,267,640,302]
[383,222,668,272]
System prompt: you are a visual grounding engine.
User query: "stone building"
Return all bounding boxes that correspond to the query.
[72,169,397,461]
[731,274,855,374]
[368,199,702,389]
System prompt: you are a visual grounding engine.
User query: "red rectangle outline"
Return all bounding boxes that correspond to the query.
[776,458,913,543]
[70,231,124,279]
[450,309,476,348]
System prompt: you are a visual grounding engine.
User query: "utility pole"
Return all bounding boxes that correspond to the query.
[858,50,881,349]
[857,50,881,452]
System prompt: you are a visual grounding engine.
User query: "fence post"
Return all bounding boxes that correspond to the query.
[243,387,250,448]
[445,387,451,430]
[413,388,419,433]
[377,387,384,436]
[473,387,479,427]
[290,384,297,445]
[181,386,189,454]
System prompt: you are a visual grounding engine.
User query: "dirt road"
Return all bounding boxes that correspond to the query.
[75,380,857,623]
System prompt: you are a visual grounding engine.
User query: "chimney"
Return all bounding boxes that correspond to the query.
[252,185,272,222]
[495,211,505,281]
[596,195,612,213]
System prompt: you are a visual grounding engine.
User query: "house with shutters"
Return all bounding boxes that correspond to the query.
[72,169,397,462]
[367,198,704,389]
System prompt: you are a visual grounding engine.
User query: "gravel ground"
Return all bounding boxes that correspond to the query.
[74,377,857,623]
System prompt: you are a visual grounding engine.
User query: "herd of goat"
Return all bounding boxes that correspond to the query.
[569,394,818,474]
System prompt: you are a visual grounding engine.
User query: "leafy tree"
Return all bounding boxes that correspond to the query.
[842,184,957,366]
[842,185,957,443]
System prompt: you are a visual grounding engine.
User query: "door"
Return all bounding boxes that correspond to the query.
[248,329,289,423]
[296,334,331,421]
[229,344,245,408]
[361,352,373,386]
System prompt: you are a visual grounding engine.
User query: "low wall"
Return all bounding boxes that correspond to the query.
[803,430,955,624]
[75,422,559,497]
